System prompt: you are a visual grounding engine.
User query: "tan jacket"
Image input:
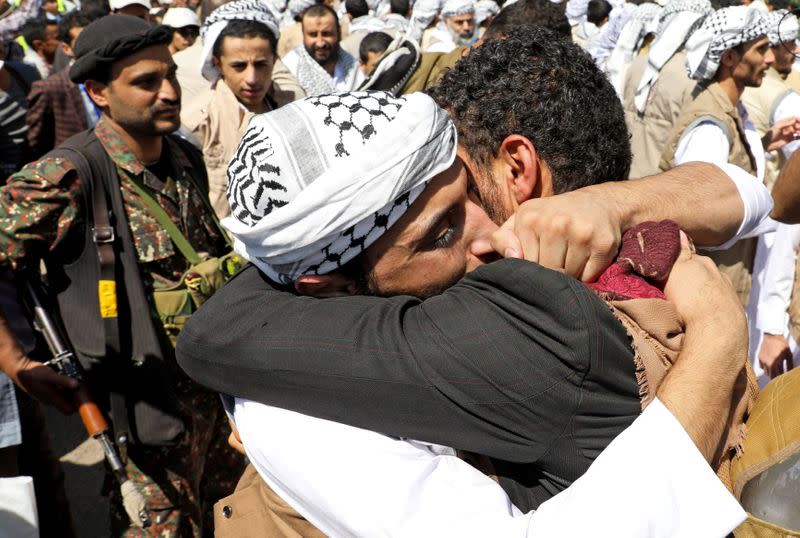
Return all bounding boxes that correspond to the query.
[401,47,464,94]
[214,464,326,538]
[660,82,759,306]
[623,50,698,178]
[741,68,793,191]
[182,64,305,219]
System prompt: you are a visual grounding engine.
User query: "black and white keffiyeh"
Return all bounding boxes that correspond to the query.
[765,9,799,46]
[685,5,769,81]
[223,91,458,284]
[199,0,281,82]
[632,0,712,113]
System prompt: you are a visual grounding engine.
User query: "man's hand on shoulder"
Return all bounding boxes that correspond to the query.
[470,189,623,282]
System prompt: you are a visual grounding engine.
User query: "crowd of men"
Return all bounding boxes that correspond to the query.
[0,0,799,534]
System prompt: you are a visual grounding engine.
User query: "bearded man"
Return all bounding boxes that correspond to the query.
[282,3,364,95]
[661,5,800,308]
[422,0,477,52]
[178,28,771,535]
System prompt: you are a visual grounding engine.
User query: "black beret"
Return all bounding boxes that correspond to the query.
[69,14,173,84]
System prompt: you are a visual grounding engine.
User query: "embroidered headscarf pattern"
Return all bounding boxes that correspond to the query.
[223,91,457,284]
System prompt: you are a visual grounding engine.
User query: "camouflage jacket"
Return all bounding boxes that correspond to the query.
[0,116,228,289]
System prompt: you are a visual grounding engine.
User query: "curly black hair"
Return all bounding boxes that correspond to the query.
[486,0,571,39]
[429,26,631,194]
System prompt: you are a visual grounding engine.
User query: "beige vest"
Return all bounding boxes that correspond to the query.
[624,49,699,178]
[660,83,759,305]
[741,68,793,191]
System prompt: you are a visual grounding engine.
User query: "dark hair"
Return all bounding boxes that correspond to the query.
[303,3,339,22]
[587,0,611,24]
[57,10,91,43]
[345,0,369,18]
[485,0,571,39]
[21,17,50,45]
[80,0,111,19]
[768,0,792,9]
[390,0,410,15]
[710,0,741,8]
[430,26,631,193]
[359,31,392,62]
[212,19,278,57]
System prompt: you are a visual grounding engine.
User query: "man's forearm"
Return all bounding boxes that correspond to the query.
[771,150,800,223]
[607,162,743,246]
[656,320,746,463]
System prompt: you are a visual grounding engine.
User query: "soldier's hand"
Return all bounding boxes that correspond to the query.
[12,357,79,414]
[470,189,621,282]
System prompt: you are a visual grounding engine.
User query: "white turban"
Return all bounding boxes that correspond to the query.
[685,5,770,81]
[199,0,281,83]
[224,92,458,284]
[605,2,663,96]
[288,0,317,19]
[765,9,799,47]
[632,0,711,113]
[441,0,474,18]
[475,0,499,25]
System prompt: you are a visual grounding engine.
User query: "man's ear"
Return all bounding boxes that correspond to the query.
[294,273,357,298]
[84,79,109,110]
[721,48,740,69]
[211,54,221,70]
[497,134,554,205]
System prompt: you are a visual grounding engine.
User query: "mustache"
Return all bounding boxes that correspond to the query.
[152,99,180,113]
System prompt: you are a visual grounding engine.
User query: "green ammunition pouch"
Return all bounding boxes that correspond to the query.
[128,176,244,346]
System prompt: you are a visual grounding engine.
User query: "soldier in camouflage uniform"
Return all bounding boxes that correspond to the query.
[0,15,243,537]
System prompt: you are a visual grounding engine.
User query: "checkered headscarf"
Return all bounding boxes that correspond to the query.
[685,5,769,81]
[199,0,281,82]
[223,92,457,284]
[765,9,799,46]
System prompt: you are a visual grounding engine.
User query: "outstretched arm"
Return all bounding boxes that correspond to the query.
[474,162,771,281]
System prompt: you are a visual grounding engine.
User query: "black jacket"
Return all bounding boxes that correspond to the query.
[177,259,640,510]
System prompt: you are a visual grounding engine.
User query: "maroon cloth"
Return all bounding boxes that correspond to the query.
[588,220,681,301]
[26,67,89,160]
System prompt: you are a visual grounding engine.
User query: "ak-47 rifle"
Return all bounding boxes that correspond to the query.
[24,277,151,529]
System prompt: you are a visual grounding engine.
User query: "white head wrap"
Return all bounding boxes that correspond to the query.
[224,91,458,284]
[685,5,770,81]
[605,2,663,95]
[474,0,499,25]
[631,0,711,113]
[199,0,281,83]
[162,7,200,28]
[766,9,799,46]
[441,0,474,18]
[410,0,442,37]
[566,0,589,26]
[288,0,317,19]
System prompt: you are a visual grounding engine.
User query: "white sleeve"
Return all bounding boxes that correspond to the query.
[674,121,731,166]
[235,398,745,538]
[703,162,776,251]
[755,223,800,335]
[530,398,746,537]
[772,91,800,159]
